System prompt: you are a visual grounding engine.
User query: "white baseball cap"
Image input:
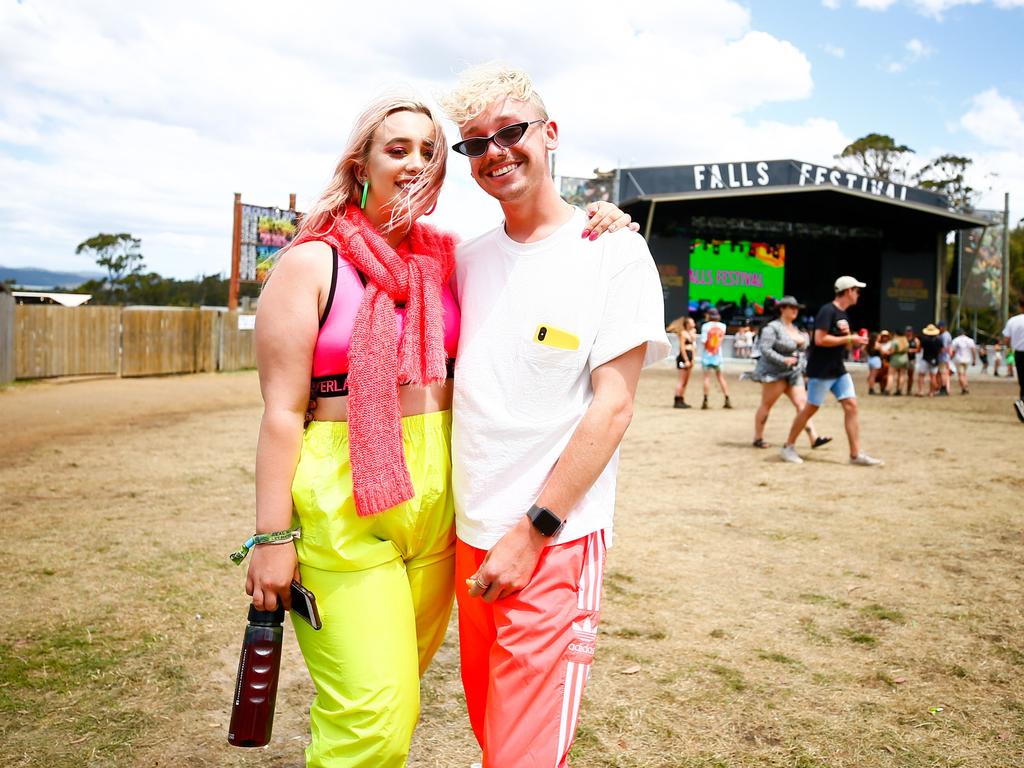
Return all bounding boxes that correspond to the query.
[834,275,866,293]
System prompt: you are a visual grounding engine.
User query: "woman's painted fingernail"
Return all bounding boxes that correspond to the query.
[589,231,600,241]
[581,229,591,239]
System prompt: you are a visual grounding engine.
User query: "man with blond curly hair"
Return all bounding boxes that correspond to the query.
[439,64,670,767]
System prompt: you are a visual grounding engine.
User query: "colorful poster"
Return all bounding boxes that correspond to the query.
[960,210,1005,311]
[240,205,299,282]
[687,239,785,306]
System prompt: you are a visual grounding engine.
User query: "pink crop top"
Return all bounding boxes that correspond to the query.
[311,246,460,397]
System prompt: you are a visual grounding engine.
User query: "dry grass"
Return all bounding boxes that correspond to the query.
[1,367,1022,767]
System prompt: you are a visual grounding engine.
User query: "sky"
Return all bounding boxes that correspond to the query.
[1,0,1022,280]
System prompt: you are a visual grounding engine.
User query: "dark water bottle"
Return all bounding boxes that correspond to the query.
[228,604,285,747]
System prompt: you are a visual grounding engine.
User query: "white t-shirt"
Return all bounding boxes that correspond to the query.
[700,321,727,365]
[452,209,671,550]
[950,335,976,364]
[1003,313,1024,351]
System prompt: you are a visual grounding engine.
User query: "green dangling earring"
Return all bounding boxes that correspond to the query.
[359,179,369,209]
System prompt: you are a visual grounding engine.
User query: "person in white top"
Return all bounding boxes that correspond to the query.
[1002,295,1024,422]
[949,329,977,394]
[439,64,670,767]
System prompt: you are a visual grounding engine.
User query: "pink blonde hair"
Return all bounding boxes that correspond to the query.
[293,95,448,246]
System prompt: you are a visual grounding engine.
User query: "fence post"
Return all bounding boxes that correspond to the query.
[0,291,14,386]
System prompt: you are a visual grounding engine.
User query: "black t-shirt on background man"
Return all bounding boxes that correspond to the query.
[806,301,851,379]
[920,335,943,364]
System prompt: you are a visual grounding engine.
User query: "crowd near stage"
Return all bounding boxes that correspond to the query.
[603,159,989,331]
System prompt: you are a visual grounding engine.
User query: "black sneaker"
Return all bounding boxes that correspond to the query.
[673,396,691,409]
[701,398,709,410]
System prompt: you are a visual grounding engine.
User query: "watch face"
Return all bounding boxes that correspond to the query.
[529,505,563,537]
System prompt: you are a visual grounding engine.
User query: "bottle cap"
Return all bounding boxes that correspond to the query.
[247,604,285,625]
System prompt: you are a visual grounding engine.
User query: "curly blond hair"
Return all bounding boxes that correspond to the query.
[438,62,548,126]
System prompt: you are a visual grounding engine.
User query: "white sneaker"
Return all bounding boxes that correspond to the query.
[780,445,803,464]
[850,453,884,466]
[1014,399,1024,423]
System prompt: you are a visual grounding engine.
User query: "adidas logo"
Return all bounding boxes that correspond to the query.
[572,616,598,642]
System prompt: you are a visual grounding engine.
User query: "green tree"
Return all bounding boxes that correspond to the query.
[75,233,144,303]
[915,154,975,212]
[835,133,915,182]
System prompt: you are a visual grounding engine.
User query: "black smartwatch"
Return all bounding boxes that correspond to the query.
[526,504,564,538]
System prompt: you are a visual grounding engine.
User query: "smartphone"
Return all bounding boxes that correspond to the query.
[290,580,322,631]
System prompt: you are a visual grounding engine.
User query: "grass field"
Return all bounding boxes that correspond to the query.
[1,367,1021,767]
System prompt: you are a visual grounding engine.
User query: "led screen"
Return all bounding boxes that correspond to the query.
[688,239,785,306]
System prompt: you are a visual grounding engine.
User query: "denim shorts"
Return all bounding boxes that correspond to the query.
[806,373,856,406]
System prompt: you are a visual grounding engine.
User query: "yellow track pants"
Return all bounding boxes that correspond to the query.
[290,410,455,767]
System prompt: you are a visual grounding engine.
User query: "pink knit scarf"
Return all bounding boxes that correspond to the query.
[295,207,456,516]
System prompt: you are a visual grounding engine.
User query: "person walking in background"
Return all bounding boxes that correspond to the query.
[779,276,882,466]
[749,295,831,450]
[917,323,943,396]
[866,330,892,395]
[733,323,754,359]
[978,340,989,374]
[950,328,977,394]
[993,341,1004,377]
[866,330,882,395]
[937,320,953,395]
[876,330,892,395]
[889,327,910,396]
[904,326,921,395]
[667,315,697,409]
[1002,296,1024,422]
[700,307,732,409]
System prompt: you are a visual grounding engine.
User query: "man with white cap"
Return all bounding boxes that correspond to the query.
[780,275,883,466]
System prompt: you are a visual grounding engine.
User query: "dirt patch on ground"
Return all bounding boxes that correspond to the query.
[1,368,1021,767]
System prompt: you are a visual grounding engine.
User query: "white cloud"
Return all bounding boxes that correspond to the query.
[853,0,1019,18]
[910,0,982,18]
[823,43,846,58]
[905,38,934,60]
[885,37,935,73]
[0,0,845,279]
[960,89,1024,151]
[822,0,841,8]
[956,89,1024,224]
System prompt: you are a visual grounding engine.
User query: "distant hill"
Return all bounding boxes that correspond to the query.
[0,265,104,290]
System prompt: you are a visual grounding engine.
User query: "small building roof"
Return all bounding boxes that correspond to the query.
[12,291,93,307]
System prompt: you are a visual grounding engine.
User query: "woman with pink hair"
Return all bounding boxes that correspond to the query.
[234,95,632,766]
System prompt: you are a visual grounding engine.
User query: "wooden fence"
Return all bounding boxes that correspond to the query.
[5,305,256,381]
[14,305,121,379]
[0,293,13,386]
